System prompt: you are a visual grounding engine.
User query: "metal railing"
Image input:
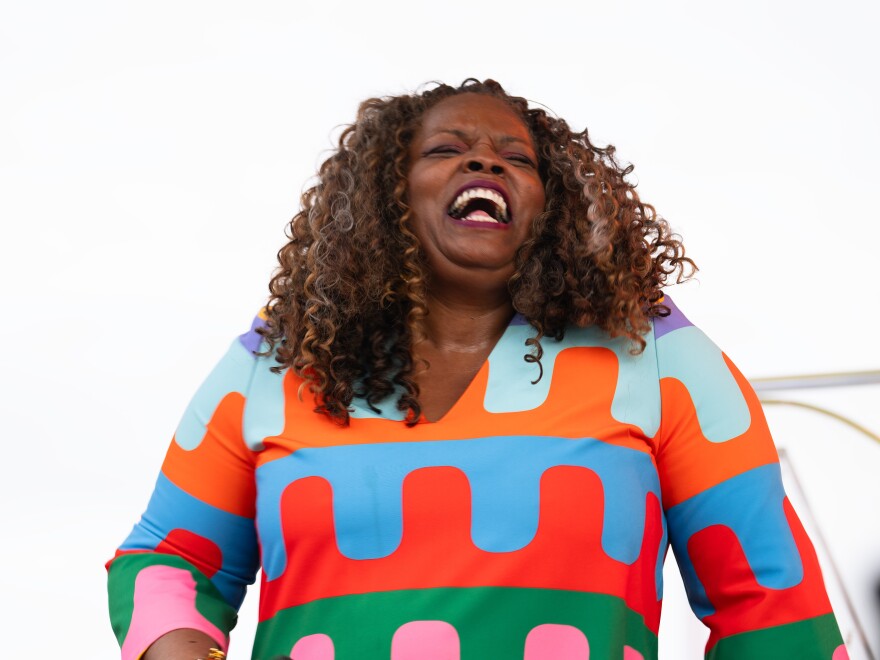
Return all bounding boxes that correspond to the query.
[752,370,880,445]
[751,368,879,658]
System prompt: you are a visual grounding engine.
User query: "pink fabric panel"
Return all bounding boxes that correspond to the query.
[121,565,227,660]
[832,645,850,660]
[391,620,460,660]
[290,633,335,659]
[623,645,644,660]
[524,624,589,659]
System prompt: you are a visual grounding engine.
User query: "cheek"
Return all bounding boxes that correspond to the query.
[524,190,546,221]
[519,174,546,212]
[408,192,440,227]
[404,180,431,227]
[407,208,438,253]
[533,181,547,209]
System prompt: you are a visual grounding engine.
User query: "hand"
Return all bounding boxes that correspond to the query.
[142,629,223,660]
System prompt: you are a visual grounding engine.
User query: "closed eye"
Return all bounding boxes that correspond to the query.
[503,152,537,167]
[424,145,463,156]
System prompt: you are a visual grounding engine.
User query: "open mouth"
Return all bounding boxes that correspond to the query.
[447,185,510,224]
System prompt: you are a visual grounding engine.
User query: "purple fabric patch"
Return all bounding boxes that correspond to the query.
[238,314,268,353]
[652,295,693,339]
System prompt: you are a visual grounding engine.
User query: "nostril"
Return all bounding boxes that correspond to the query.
[490,164,503,175]
[467,161,482,172]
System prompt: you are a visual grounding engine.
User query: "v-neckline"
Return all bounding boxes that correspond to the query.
[414,312,525,425]
[346,313,528,425]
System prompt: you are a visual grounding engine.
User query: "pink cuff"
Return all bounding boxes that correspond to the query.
[122,564,228,660]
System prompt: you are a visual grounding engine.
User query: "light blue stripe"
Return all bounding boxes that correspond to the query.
[656,326,750,443]
[256,435,663,587]
[483,324,661,438]
[349,391,408,421]
[174,340,254,450]
[174,338,285,451]
[120,472,259,606]
[242,344,287,451]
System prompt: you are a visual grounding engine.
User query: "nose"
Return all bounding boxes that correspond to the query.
[467,160,504,175]
[464,144,505,176]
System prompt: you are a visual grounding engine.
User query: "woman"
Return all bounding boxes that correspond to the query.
[107,79,846,659]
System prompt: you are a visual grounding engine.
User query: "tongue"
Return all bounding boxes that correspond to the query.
[463,210,497,222]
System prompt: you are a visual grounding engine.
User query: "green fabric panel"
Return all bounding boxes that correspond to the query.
[106,553,239,646]
[252,587,658,660]
[707,614,844,660]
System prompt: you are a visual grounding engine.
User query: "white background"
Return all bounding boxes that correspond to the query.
[1,1,878,657]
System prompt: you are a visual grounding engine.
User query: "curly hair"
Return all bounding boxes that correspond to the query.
[259,78,695,425]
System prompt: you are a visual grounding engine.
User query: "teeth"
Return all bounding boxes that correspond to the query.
[448,187,509,222]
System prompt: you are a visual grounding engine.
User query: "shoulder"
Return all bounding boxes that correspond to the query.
[174,309,284,452]
[652,295,725,368]
[237,307,271,356]
[651,295,696,341]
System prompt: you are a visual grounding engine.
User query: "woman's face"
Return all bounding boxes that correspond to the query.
[407,93,545,295]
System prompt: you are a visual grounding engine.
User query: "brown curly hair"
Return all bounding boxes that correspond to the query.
[259,78,695,425]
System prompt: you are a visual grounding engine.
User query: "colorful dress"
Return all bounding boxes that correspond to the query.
[107,299,846,659]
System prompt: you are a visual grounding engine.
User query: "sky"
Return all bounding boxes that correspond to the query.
[1,1,878,657]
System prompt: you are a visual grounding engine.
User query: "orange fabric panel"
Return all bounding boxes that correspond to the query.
[162,392,257,518]
[656,355,779,508]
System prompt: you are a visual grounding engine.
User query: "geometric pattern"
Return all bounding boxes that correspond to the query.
[107,298,846,659]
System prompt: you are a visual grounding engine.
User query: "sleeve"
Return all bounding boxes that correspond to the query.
[107,315,273,660]
[652,298,847,659]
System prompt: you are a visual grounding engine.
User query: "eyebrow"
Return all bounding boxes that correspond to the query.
[432,129,533,149]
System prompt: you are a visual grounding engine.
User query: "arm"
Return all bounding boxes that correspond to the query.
[652,300,846,659]
[108,320,271,659]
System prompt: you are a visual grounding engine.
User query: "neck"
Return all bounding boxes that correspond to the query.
[420,290,514,353]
